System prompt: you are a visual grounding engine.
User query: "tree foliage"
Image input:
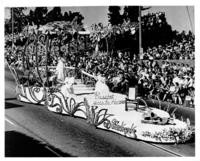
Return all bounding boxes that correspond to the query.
[5,7,84,34]
[34,7,48,26]
[141,12,174,49]
[46,7,62,23]
[123,6,139,22]
[63,11,84,26]
[108,6,123,25]
[5,7,27,33]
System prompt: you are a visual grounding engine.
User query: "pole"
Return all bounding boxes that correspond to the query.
[138,6,142,58]
[186,6,194,33]
[45,35,49,106]
[46,35,49,88]
[77,33,79,54]
[11,8,14,54]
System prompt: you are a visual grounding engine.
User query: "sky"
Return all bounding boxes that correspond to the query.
[62,6,194,33]
[4,6,194,33]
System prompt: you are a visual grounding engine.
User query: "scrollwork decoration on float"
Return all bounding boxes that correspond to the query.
[47,91,84,117]
[82,98,114,127]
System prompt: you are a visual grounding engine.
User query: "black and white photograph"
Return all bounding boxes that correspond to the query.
[3,0,198,158]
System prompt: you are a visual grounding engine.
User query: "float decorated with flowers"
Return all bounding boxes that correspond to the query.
[7,21,194,144]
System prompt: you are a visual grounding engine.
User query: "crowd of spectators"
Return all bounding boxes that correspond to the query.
[140,33,195,60]
[5,46,195,107]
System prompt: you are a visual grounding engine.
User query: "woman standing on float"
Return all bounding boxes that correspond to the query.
[55,52,75,97]
[55,53,66,82]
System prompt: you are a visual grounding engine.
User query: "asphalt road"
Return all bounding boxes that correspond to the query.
[5,64,195,157]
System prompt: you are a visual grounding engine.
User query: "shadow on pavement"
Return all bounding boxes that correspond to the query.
[5,102,23,109]
[5,98,17,101]
[5,131,72,157]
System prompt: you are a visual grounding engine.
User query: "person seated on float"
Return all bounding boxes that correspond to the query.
[94,71,110,96]
[60,75,75,98]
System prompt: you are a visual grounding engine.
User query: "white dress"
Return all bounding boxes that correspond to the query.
[55,59,65,82]
[95,75,110,95]
[61,77,75,98]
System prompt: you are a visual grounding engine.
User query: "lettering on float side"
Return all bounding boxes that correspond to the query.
[103,118,136,137]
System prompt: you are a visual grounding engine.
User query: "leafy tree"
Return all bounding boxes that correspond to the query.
[141,12,174,49]
[123,6,139,22]
[73,12,84,26]
[30,7,48,26]
[5,7,28,34]
[5,19,11,34]
[27,9,35,25]
[46,7,62,23]
[63,11,69,21]
[5,7,85,34]
[63,11,84,25]
[108,6,123,25]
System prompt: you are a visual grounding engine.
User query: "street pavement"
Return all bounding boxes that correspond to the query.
[5,65,195,157]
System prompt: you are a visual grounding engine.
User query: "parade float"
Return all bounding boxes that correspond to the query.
[7,21,194,144]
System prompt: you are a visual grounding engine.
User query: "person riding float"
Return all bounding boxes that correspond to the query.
[55,53,66,83]
[52,52,76,98]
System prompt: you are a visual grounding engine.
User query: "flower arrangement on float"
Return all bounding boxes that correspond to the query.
[142,118,194,143]
[139,102,194,143]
